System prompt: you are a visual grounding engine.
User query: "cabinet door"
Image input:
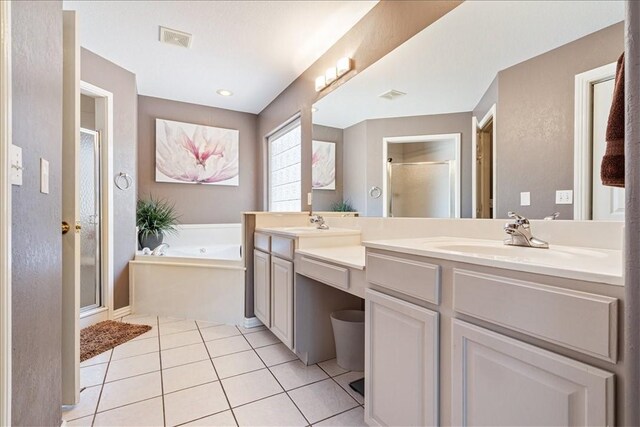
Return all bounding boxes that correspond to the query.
[253,249,270,328]
[365,289,439,426]
[451,320,614,426]
[271,256,294,349]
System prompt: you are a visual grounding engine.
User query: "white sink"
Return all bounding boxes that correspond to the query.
[429,240,608,260]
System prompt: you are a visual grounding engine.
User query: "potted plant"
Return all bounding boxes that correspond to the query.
[330,199,356,213]
[136,196,179,249]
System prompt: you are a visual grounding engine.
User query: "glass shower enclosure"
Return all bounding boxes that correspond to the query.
[80,129,101,312]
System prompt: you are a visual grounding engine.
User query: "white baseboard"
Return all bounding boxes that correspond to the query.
[243,317,263,329]
[112,306,131,319]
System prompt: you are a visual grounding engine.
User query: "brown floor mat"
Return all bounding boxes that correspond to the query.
[80,320,152,362]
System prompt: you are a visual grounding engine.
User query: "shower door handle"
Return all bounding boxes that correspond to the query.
[62,221,70,234]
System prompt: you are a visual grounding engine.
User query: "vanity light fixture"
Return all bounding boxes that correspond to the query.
[315,57,353,92]
[216,89,233,97]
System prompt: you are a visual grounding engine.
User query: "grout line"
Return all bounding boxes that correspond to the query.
[157,316,167,427]
[311,405,363,426]
[316,364,363,407]
[196,322,240,426]
[173,407,234,427]
[237,329,311,426]
[90,348,113,426]
[94,394,163,416]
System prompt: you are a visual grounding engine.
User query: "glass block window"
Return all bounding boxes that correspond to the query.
[268,119,301,212]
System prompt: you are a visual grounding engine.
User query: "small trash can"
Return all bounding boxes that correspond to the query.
[330,310,365,371]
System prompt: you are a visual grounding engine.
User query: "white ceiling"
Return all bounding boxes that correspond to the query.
[63,0,378,114]
[313,0,624,129]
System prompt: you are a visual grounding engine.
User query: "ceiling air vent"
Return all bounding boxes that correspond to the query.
[159,26,192,48]
[379,89,407,100]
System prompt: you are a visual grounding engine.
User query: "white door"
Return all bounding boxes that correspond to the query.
[61,10,80,405]
[451,320,614,426]
[270,256,293,348]
[365,289,439,427]
[253,249,271,328]
[592,78,624,220]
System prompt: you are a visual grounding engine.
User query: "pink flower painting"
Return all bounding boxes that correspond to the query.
[156,119,240,186]
[312,140,336,190]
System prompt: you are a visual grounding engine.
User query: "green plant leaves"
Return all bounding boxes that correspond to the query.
[136,195,180,239]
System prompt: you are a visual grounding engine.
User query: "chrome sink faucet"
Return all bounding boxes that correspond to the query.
[309,215,329,230]
[151,243,170,256]
[503,212,549,249]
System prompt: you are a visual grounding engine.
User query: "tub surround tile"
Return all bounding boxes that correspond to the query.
[200,324,242,342]
[98,371,162,412]
[212,350,265,379]
[62,385,101,421]
[255,343,298,367]
[221,369,283,407]
[164,382,230,427]
[317,358,348,377]
[105,352,160,383]
[80,362,108,388]
[182,410,237,426]
[93,397,164,427]
[160,330,203,350]
[243,330,280,349]
[111,336,159,360]
[314,406,366,427]
[233,393,307,427]
[206,335,251,358]
[161,343,209,369]
[288,379,359,424]
[162,360,218,394]
[270,360,328,391]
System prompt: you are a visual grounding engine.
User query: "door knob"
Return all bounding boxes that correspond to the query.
[75,222,82,233]
[62,221,70,234]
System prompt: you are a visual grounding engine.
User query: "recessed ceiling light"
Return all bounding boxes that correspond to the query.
[216,89,233,97]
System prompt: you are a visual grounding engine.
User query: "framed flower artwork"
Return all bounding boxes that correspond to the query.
[312,140,336,190]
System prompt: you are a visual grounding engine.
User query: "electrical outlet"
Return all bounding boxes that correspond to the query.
[555,190,573,205]
[520,192,531,206]
[307,192,312,206]
[10,144,22,186]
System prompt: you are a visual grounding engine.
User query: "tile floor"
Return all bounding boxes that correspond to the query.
[62,314,366,427]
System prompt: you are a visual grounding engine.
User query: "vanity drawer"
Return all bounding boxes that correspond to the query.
[254,232,271,252]
[453,269,618,362]
[271,236,295,260]
[366,252,440,305]
[298,256,349,291]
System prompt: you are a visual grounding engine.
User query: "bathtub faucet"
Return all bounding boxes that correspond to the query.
[309,215,329,230]
[151,243,170,256]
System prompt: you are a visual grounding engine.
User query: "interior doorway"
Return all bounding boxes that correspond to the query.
[472,104,497,219]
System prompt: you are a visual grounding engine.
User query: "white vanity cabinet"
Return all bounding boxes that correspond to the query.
[253,249,271,328]
[451,320,615,426]
[270,255,294,348]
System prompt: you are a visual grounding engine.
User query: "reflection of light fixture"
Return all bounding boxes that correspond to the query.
[216,89,233,97]
[315,57,353,92]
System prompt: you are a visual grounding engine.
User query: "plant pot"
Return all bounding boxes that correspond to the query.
[139,232,163,250]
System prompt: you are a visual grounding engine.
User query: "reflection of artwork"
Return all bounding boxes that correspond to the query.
[312,140,336,190]
[156,118,239,186]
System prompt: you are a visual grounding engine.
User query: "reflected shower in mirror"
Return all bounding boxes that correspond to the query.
[311,0,624,220]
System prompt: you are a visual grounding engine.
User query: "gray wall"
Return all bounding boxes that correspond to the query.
[11,1,63,425]
[138,95,259,224]
[496,22,623,219]
[312,124,343,211]
[81,48,137,309]
[473,75,498,120]
[257,1,462,212]
[343,121,368,214]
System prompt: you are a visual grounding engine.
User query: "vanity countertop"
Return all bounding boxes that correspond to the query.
[296,245,366,270]
[255,226,361,238]
[363,236,623,286]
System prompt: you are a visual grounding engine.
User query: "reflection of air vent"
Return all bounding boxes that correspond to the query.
[379,89,407,100]
[159,26,192,48]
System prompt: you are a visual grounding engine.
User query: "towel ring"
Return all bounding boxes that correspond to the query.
[114,172,133,190]
[369,186,382,199]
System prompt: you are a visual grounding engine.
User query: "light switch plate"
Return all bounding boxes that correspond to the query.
[40,158,49,194]
[10,144,22,186]
[520,192,531,206]
[555,190,573,205]
[307,192,312,206]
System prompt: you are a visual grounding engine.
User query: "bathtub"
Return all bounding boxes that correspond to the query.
[130,224,245,325]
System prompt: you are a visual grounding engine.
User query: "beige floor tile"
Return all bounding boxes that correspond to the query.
[105,352,160,382]
[122,315,158,327]
[255,343,298,367]
[233,393,307,427]
[161,342,209,369]
[158,315,185,324]
[66,415,94,426]
[270,360,328,390]
[200,324,241,342]
[237,325,266,335]
[159,319,198,335]
[212,350,265,379]
[333,371,365,404]
[164,382,230,426]
[62,385,101,421]
[111,336,159,360]
[80,362,108,388]
[317,358,348,377]
[206,335,251,358]
[160,330,203,350]
[196,320,224,329]
[182,410,237,426]
[80,350,111,367]
[288,378,359,424]
[314,406,366,427]
[98,371,162,412]
[243,330,280,349]
[93,397,164,426]
[131,328,159,341]
[220,369,282,407]
[162,360,218,394]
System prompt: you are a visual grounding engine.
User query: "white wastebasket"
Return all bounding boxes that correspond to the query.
[330,310,365,371]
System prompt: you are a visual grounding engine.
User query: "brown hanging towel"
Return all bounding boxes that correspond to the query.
[601,52,625,188]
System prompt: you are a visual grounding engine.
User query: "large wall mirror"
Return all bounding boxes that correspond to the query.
[311,1,624,220]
